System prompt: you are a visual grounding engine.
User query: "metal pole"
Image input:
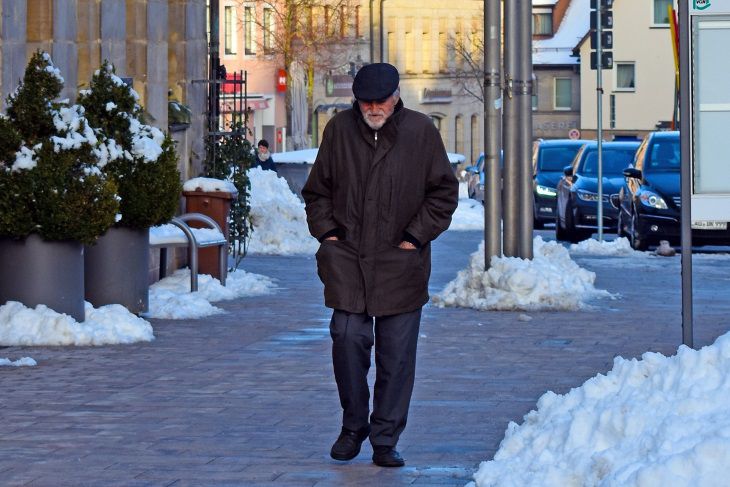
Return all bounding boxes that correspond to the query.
[596,1,604,242]
[678,0,693,348]
[484,0,502,267]
[502,0,519,257]
[518,0,534,259]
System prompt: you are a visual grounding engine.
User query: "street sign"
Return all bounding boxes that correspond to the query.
[568,128,581,140]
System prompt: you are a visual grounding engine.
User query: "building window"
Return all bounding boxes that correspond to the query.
[430,114,447,147]
[610,94,616,129]
[224,6,237,55]
[554,77,572,110]
[532,11,553,35]
[616,62,636,91]
[455,115,464,154]
[470,115,479,164]
[653,0,673,26]
[244,6,255,55]
[263,7,274,53]
[439,32,448,72]
[355,6,361,37]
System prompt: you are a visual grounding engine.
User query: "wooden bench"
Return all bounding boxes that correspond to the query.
[149,213,228,291]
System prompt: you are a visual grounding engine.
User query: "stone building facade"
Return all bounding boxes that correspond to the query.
[0,0,208,180]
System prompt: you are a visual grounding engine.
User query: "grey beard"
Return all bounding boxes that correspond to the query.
[259,152,270,161]
[363,115,386,131]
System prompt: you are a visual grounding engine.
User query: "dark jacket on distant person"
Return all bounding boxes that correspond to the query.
[302,99,458,316]
[254,152,277,172]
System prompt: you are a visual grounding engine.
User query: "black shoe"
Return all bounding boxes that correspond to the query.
[330,426,370,461]
[372,446,405,467]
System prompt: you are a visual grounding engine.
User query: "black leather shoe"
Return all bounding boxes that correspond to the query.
[330,426,370,461]
[372,446,405,467]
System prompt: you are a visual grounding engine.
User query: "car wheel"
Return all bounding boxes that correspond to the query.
[630,209,648,251]
[564,208,585,244]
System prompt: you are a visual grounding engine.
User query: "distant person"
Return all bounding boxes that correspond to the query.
[302,63,458,468]
[253,139,277,172]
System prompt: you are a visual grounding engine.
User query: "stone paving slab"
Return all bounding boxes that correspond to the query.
[2,229,730,486]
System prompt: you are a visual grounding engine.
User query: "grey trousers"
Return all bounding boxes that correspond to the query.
[329,308,422,447]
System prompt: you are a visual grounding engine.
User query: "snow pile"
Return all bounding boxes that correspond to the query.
[0,357,37,367]
[146,268,276,319]
[450,198,485,231]
[469,331,730,487]
[0,301,154,346]
[247,167,319,255]
[569,237,638,256]
[433,237,611,311]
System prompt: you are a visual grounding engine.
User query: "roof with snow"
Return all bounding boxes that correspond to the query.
[533,0,589,66]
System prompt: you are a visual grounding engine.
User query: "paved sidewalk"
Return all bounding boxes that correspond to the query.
[2,230,729,487]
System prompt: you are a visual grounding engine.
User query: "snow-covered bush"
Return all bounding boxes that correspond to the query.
[77,61,181,229]
[0,51,118,244]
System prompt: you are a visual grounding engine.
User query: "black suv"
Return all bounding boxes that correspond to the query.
[532,139,587,228]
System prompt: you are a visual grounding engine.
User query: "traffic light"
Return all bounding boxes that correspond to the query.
[589,0,613,70]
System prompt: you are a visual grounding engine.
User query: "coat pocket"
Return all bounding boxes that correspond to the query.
[315,240,362,310]
[373,246,428,312]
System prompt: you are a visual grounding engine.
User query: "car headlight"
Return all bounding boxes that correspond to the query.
[535,185,557,197]
[576,189,608,202]
[639,190,668,209]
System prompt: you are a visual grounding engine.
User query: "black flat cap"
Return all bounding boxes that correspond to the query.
[352,63,399,101]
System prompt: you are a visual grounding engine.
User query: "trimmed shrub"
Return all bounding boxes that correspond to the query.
[78,61,181,229]
[0,51,118,245]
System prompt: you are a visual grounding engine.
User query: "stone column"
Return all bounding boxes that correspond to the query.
[53,0,79,101]
[147,0,168,127]
[2,0,28,107]
[186,0,208,176]
[100,0,126,70]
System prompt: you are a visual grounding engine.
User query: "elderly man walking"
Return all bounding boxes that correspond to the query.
[302,63,458,467]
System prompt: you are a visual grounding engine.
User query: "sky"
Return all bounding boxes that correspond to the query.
[4,170,730,487]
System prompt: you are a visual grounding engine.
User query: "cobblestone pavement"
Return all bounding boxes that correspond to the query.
[2,229,729,487]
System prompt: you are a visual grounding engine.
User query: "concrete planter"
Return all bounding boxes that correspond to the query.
[0,234,85,322]
[84,226,150,314]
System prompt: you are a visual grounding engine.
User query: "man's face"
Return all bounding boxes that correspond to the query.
[358,93,399,131]
[258,144,268,155]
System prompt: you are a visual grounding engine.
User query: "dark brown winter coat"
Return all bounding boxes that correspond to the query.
[302,100,458,316]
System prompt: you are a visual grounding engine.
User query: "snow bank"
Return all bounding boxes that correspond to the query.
[247,167,319,255]
[0,357,37,367]
[146,268,276,319]
[469,330,730,487]
[433,237,611,311]
[0,301,154,346]
[569,237,639,256]
[450,198,485,231]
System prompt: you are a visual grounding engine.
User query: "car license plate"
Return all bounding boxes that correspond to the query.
[692,220,727,230]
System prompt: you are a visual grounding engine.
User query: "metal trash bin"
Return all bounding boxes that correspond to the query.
[182,188,237,282]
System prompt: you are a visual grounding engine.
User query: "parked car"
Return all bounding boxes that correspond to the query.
[465,153,485,201]
[616,130,730,250]
[532,139,587,228]
[555,140,641,243]
[465,151,503,203]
